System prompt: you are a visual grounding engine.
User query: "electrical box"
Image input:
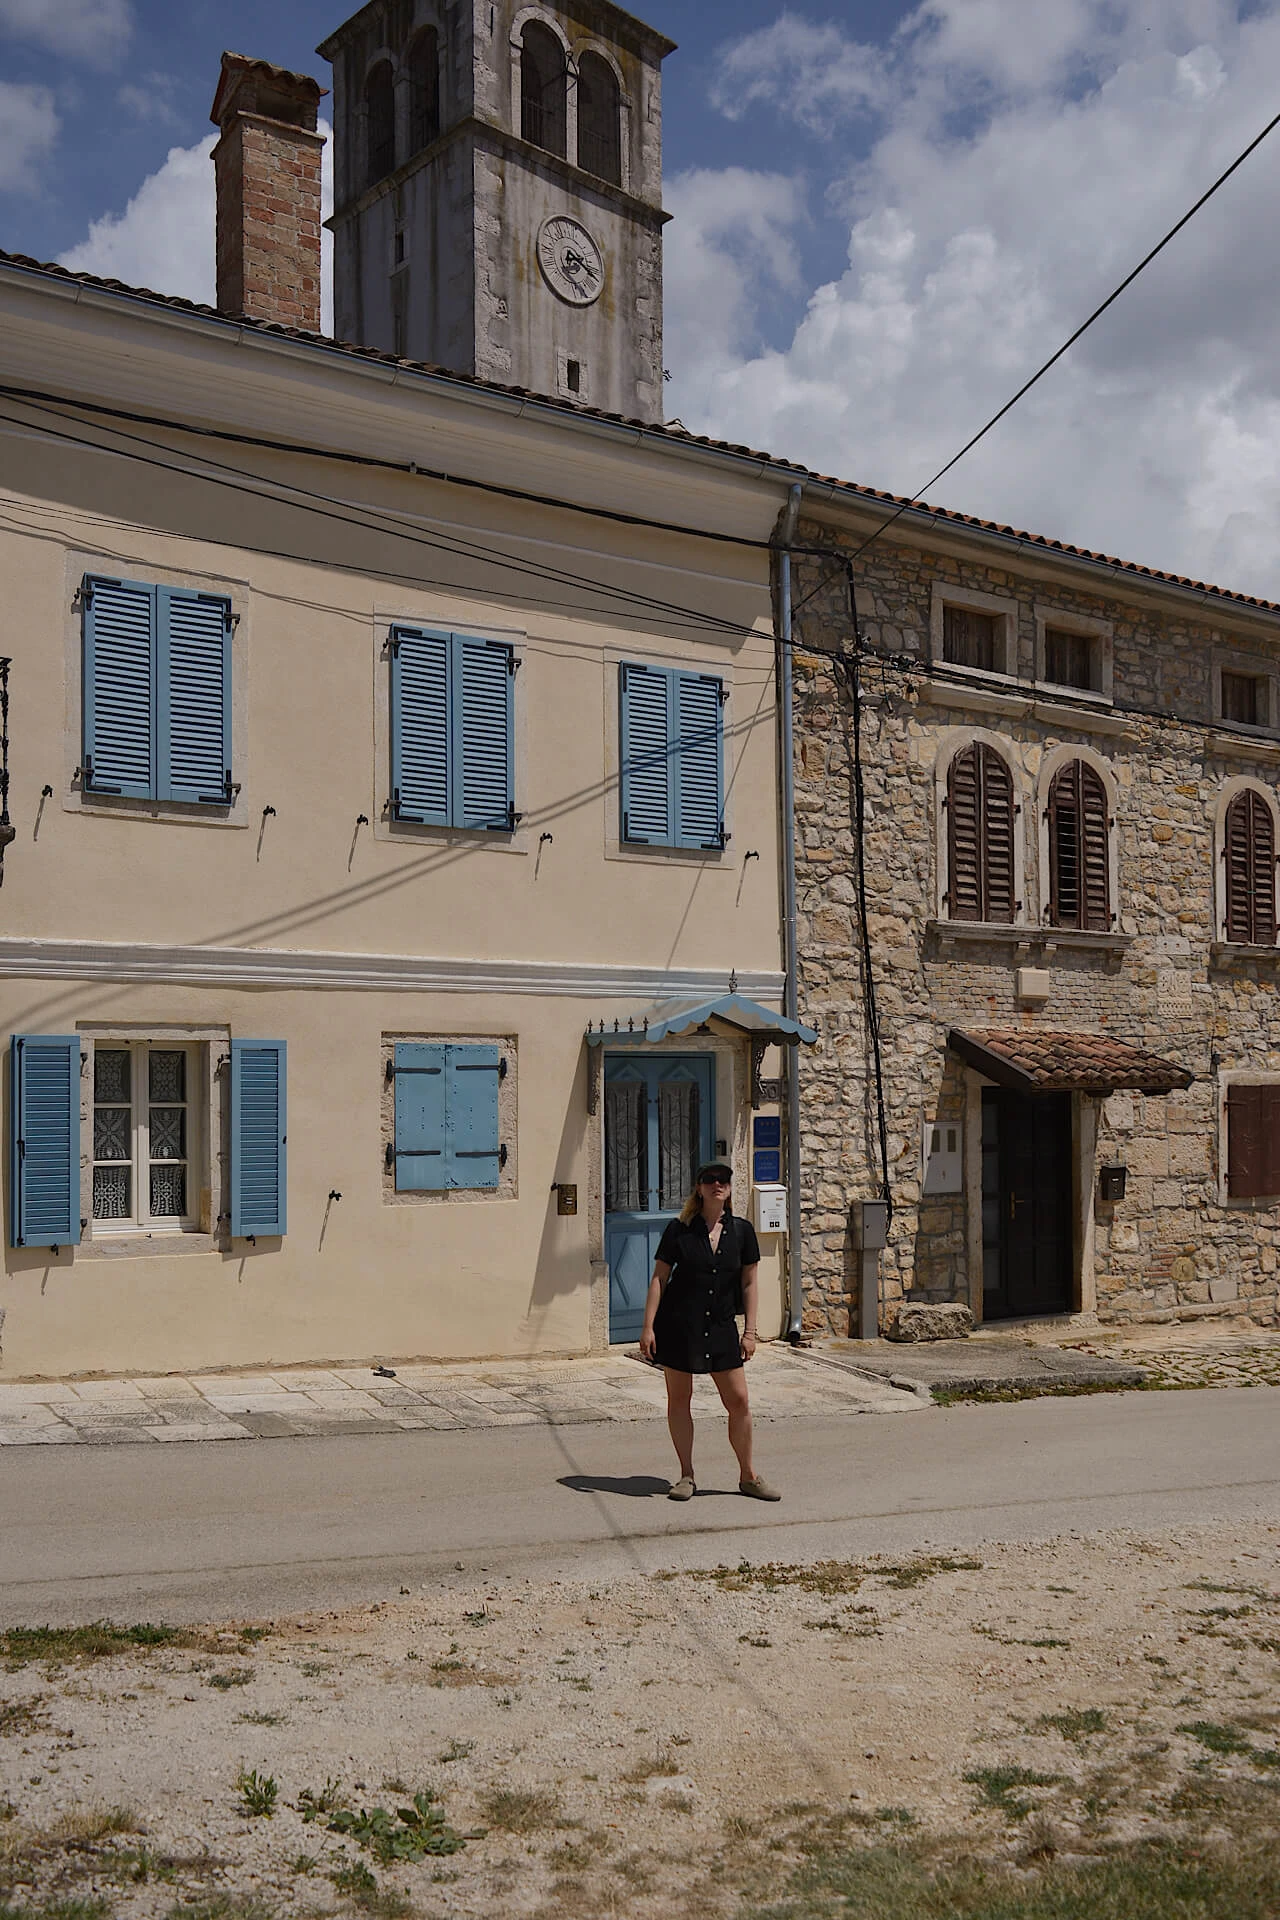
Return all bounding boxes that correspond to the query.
[752,1185,787,1235]
[855,1199,889,1251]
[922,1118,963,1195]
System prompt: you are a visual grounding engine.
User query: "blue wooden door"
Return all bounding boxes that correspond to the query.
[605,1053,714,1344]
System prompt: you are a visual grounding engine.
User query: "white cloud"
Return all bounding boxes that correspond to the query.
[116,77,182,127]
[0,80,58,193]
[663,167,805,380]
[668,1,1280,600]
[710,14,887,132]
[57,125,335,332]
[0,0,132,65]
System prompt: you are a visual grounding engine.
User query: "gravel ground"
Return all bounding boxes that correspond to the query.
[1,1522,1277,1918]
[1067,1330,1280,1391]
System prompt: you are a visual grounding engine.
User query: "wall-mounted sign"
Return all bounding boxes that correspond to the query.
[753,1149,782,1184]
[753,1116,781,1150]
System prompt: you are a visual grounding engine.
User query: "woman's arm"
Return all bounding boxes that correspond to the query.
[739,1262,760,1362]
[639,1259,672,1361]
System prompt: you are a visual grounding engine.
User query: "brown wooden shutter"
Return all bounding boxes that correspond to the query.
[1264,1085,1280,1198]
[1227,1084,1263,1198]
[1224,789,1275,946]
[946,744,983,920]
[1048,761,1111,931]
[981,748,1015,923]
[1079,763,1111,930]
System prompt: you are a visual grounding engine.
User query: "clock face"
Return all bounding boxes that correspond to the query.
[537,216,605,307]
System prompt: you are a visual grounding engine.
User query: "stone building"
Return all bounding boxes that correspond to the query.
[787,492,1280,1339]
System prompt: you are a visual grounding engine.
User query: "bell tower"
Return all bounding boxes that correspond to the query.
[318,1,674,423]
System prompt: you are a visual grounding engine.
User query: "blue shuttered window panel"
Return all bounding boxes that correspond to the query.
[391,627,515,830]
[230,1040,287,1237]
[10,1035,82,1249]
[83,575,232,804]
[391,1043,502,1190]
[393,1043,447,1190]
[620,663,725,849]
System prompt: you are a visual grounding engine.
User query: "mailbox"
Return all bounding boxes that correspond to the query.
[855,1199,889,1251]
[752,1184,788,1235]
[1098,1165,1127,1204]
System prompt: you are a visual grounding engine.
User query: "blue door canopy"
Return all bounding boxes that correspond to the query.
[586,994,817,1048]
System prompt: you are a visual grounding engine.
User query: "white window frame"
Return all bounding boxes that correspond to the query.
[1033,604,1114,702]
[89,1040,202,1236]
[930,583,1019,684]
[1212,653,1279,736]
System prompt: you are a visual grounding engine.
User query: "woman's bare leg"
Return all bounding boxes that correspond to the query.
[712,1367,754,1481]
[664,1368,695,1478]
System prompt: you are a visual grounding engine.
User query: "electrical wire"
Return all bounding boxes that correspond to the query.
[0,378,782,556]
[0,395,766,644]
[793,100,1280,615]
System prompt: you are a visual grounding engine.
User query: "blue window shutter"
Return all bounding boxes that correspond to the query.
[445,1045,501,1189]
[230,1040,286,1237]
[675,672,725,848]
[456,638,515,830]
[82,575,155,798]
[160,589,233,803]
[393,1042,447,1191]
[619,663,671,844]
[10,1035,82,1249]
[390,627,450,824]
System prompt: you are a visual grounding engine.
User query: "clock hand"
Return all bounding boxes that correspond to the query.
[563,248,599,281]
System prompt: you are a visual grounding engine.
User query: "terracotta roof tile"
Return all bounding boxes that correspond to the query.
[948,1028,1195,1095]
[2,246,1278,618]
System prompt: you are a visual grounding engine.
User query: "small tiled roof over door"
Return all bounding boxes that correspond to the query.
[947,1029,1195,1097]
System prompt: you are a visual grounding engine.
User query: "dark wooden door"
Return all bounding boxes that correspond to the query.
[982,1091,1073,1319]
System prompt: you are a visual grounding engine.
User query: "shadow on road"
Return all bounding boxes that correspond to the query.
[557,1473,669,1498]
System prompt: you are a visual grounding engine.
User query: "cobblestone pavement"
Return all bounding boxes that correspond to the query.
[0,1345,920,1446]
[1066,1325,1280,1391]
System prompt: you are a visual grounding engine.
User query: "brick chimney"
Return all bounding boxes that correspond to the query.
[211,53,326,332]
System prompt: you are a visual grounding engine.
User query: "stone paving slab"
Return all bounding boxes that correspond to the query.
[819,1338,1146,1394]
[0,1345,920,1446]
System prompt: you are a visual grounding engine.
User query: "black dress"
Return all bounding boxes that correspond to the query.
[651,1208,762,1374]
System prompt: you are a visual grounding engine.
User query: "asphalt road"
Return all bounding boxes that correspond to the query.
[2,1387,1277,1624]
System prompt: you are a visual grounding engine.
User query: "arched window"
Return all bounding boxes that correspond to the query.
[1047,759,1111,931]
[365,60,396,187]
[577,51,620,183]
[520,21,566,157]
[409,28,440,152]
[1224,787,1276,945]
[946,743,1016,924]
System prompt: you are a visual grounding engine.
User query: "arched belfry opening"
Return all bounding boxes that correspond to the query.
[520,21,567,157]
[577,52,620,184]
[364,59,395,186]
[319,0,675,422]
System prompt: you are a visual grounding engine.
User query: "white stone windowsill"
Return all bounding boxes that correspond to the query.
[927,919,1131,954]
[922,677,1131,736]
[1206,726,1280,763]
[1210,940,1280,964]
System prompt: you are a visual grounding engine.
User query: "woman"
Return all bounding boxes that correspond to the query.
[639,1161,781,1503]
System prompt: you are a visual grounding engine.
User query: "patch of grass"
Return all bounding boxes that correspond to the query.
[288,1857,317,1877]
[165,1899,276,1920]
[327,1858,412,1915]
[297,1663,330,1679]
[436,1740,473,1766]
[874,1556,983,1590]
[477,1787,560,1834]
[1037,1708,1107,1742]
[1,1625,200,1669]
[0,1703,49,1740]
[932,1380,1140,1406]
[974,1625,1071,1650]
[1186,1579,1278,1604]
[741,1823,1280,1920]
[963,1766,1063,1822]
[324,1791,465,1862]
[205,1670,254,1691]
[619,1751,679,1785]
[235,1771,278,1819]
[0,1902,112,1920]
[46,1808,141,1846]
[234,1712,284,1728]
[739,1635,773,1649]
[1178,1720,1254,1757]
[298,1780,348,1822]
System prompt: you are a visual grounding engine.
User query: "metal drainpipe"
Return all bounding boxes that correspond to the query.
[777,483,805,1339]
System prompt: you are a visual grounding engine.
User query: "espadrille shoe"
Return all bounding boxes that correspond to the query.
[668,1475,696,1501]
[739,1474,781,1501]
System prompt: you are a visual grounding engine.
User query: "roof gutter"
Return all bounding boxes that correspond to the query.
[775,480,806,1341]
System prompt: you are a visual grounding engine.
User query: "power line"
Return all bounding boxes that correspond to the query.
[0,396,766,644]
[797,100,1280,605]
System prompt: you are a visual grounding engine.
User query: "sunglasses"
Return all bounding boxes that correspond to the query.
[699,1174,731,1185]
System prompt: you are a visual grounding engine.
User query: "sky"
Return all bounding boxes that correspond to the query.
[3,1,1280,600]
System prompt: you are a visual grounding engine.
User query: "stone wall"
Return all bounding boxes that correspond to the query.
[790,521,1280,1338]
